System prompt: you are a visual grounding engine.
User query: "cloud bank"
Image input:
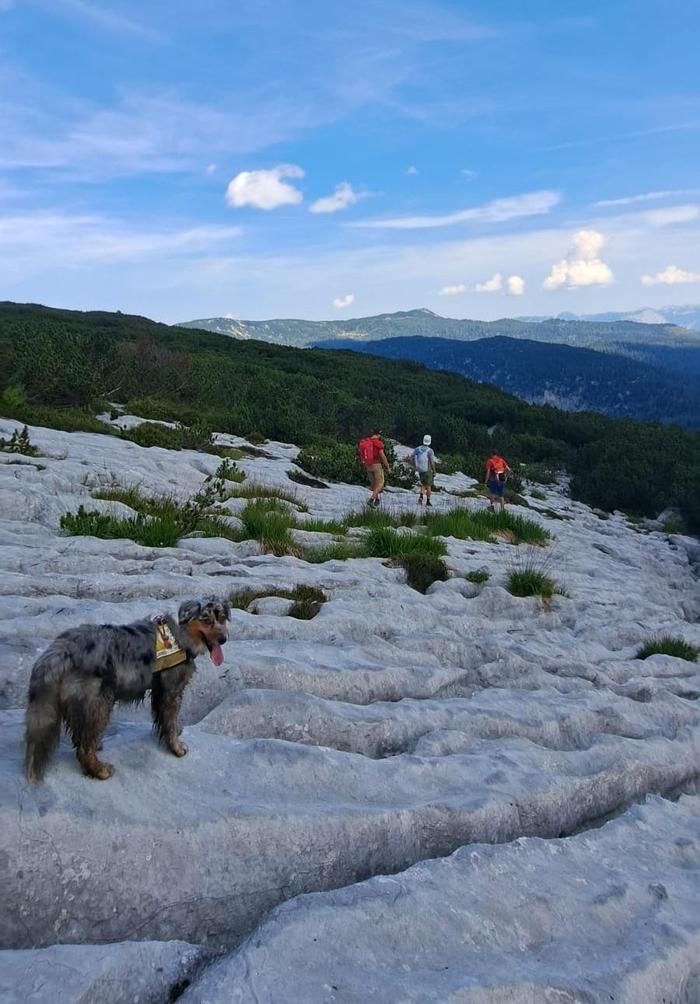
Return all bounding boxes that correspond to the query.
[641,264,700,286]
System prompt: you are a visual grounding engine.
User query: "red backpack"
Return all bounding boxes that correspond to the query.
[357,437,376,467]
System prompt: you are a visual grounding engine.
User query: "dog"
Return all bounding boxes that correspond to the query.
[24,597,230,783]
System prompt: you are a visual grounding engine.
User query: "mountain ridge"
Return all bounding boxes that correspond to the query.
[177,308,700,350]
[518,303,700,331]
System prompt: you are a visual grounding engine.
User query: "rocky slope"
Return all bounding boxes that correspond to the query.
[1,416,699,1002]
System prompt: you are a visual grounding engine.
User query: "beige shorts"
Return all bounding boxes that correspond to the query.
[367,463,385,490]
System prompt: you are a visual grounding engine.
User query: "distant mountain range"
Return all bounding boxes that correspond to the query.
[315,335,700,428]
[177,307,700,350]
[518,304,700,331]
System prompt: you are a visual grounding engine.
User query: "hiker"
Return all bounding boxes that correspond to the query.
[357,428,391,507]
[413,434,437,506]
[484,450,511,512]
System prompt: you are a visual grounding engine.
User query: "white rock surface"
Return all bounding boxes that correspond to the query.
[1,416,699,1001]
[0,940,204,1004]
[180,795,700,1004]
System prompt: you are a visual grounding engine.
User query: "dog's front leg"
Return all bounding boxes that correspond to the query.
[151,663,193,757]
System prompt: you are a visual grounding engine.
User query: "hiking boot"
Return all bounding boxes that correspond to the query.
[417,495,423,504]
[426,498,432,507]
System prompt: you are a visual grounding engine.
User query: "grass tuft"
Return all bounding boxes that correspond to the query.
[364,526,447,559]
[424,507,549,545]
[466,569,489,584]
[239,498,300,556]
[225,482,308,510]
[507,568,556,599]
[229,583,327,619]
[60,506,182,548]
[398,553,449,593]
[636,636,698,662]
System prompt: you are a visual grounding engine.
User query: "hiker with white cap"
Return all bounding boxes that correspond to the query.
[412,434,437,506]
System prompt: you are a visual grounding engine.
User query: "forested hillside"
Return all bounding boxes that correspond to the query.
[316,335,700,428]
[1,301,698,530]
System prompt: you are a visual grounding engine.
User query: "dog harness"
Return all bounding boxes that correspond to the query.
[152,615,188,672]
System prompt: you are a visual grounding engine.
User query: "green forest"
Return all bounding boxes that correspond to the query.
[1,301,698,531]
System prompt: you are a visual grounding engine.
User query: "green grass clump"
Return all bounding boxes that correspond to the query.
[225,482,307,510]
[303,541,362,563]
[345,507,419,530]
[425,507,494,542]
[466,569,489,584]
[239,498,299,556]
[300,517,348,534]
[289,584,327,619]
[636,636,698,662]
[229,583,326,619]
[398,553,449,593]
[364,526,447,559]
[530,489,547,501]
[60,506,182,548]
[423,507,549,546]
[507,568,556,599]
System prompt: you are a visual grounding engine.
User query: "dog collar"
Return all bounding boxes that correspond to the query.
[153,616,188,672]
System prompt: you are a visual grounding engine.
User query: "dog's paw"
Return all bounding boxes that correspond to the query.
[92,762,115,780]
[170,741,188,758]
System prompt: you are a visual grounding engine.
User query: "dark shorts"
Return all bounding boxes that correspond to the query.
[419,471,434,487]
[487,478,505,498]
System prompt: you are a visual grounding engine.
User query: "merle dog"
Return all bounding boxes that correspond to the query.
[24,597,230,782]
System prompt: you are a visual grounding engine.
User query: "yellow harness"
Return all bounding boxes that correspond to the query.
[154,619,188,672]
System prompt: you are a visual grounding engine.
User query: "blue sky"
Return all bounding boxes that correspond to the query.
[1,0,699,322]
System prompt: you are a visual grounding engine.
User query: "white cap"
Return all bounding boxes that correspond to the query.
[423,435,432,446]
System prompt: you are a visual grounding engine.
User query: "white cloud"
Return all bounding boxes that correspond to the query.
[641,264,700,286]
[439,283,467,296]
[506,275,525,295]
[461,168,476,178]
[593,189,699,208]
[310,182,366,214]
[205,163,217,175]
[476,273,502,292]
[351,190,560,230]
[333,293,355,309]
[225,164,304,210]
[641,204,699,227]
[543,229,614,289]
[405,165,419,175]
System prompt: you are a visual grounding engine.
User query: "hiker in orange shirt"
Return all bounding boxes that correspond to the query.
[484,451,512,512]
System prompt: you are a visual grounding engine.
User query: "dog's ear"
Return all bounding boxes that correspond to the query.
[178,599,202,624]
[221,599,231,621]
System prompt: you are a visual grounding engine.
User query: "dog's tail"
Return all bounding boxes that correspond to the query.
[24,644,67,784]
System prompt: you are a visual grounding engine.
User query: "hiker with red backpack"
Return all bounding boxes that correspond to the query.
[357,429,391,507]
[484,450,512,512]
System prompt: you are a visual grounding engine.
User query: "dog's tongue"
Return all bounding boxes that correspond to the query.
[209,642,224,667]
